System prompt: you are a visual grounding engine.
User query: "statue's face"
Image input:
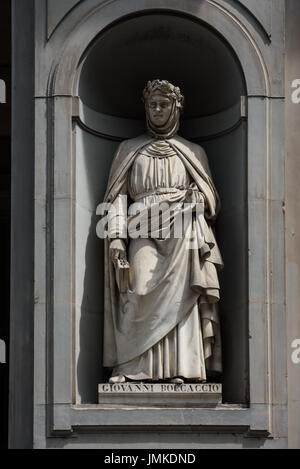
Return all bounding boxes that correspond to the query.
[147,93,173,127]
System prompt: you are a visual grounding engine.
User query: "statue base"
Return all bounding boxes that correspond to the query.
[98,382,222,407]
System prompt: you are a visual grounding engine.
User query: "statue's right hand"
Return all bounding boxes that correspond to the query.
[110,239,127,264]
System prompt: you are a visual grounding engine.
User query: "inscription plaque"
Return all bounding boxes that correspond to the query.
[98,383,222,407]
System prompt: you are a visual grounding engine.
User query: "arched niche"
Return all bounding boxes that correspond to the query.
[74,12,248,405]
[40,0,286,438]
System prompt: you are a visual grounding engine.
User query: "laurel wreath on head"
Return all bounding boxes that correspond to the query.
[143,79,184,111]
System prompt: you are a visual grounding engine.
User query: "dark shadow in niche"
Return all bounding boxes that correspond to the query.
[77,213,104,404]
[76,132,119,404]
[200,120,249,404]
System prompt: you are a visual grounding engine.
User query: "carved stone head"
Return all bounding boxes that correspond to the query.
[143,79,184,139]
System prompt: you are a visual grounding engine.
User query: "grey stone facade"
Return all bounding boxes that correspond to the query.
[9,0,300,448]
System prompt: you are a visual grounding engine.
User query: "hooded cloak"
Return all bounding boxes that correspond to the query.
[102,134,223,374]
[102,79,222,380]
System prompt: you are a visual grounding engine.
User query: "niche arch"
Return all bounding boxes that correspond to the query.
[74,11,248,406]
[44,0,284,437]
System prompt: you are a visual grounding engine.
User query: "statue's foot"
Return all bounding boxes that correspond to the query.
[109,375,126,384]
[170,377,184,384]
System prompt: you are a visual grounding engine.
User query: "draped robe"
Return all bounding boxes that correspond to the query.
[102,134,223,381]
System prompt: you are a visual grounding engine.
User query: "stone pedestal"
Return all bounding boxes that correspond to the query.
[98,382,222,407]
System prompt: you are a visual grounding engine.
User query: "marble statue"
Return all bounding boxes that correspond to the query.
[102,80,223,384]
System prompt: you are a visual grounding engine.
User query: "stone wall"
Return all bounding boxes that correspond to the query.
[285,0,300,450]
[9,0,299,448]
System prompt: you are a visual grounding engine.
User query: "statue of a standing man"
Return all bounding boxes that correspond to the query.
[102,80,223,384]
